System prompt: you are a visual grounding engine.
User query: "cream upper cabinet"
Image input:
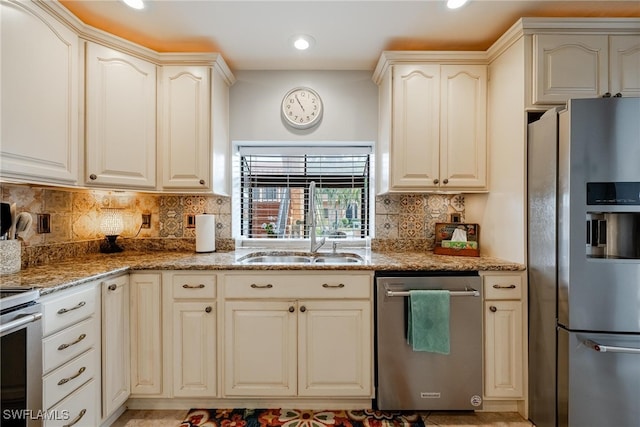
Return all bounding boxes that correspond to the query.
[375,56,487,193]
[159,66,211,190]
[85,42,157,189]
[609,35,640,97]
[0,0,79,185]
[533,34,640,104]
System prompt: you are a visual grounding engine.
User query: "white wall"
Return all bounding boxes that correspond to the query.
[229,70,378,142]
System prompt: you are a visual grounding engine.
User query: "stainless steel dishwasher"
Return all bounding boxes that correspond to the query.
[375,272,483,411]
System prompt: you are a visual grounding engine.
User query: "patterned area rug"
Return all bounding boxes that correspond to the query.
[180,409,426,427]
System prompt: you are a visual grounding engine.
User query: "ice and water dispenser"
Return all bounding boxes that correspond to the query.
[586,182,640,259]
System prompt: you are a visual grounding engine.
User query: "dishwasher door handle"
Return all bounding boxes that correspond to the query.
[385,288,480,297]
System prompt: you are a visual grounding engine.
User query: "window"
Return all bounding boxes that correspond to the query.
[235,142,372,240]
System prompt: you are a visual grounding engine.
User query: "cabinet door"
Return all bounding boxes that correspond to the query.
[391,64,441,190]
[173,302,216,397]
[101,276,130,418]
[160,66,211,190]
[129,273,163,396]
[85,42,157,189]
[0,0,79,184]
[533,34,609,104]
[484,300,524,398]
[609,35,640,97]
[298,300,372,397]
[224,300,297,396]
[440,65,487,190]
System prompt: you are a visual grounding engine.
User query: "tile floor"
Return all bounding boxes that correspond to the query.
[111,409,535,427]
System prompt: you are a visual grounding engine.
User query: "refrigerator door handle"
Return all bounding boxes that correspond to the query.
[584,339,640,354]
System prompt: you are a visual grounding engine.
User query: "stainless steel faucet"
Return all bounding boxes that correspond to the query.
[308,181,326,253]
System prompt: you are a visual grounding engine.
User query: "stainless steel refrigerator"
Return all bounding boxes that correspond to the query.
[527,97,640,427]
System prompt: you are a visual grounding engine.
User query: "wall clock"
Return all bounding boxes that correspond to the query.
[281,86,323,129]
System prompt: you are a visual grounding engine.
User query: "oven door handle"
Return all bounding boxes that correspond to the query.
[584,339,640,354]
[0,312,42,334]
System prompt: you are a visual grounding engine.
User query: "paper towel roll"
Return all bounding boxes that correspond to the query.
[195,214,215,253]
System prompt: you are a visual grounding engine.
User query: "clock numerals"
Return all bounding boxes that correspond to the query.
[282,87,322,129]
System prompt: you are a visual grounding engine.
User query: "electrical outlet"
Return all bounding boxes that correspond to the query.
[141,214,151,229]
[37,213,51,233]
[186,214,196,228]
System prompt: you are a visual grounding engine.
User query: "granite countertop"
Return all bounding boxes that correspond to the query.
[0,249,525,295]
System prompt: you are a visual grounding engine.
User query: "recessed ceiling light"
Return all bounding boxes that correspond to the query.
[447,0,469,9]
[122,0,144,10]
[291,35,315,51]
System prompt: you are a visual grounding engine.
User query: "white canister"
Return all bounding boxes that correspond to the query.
[0,240,21,274]
[195,214,216,253]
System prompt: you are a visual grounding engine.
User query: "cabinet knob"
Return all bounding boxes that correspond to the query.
[289,306,295,313]
[489,305,497,313]
[89,174,97,180]
[433,178,439,184]
[107,284,117,291]
[602,92,612,98]
[614,93,622,98]
[443,178,449,184]
[205,306,212,313]
[300,306,307,313]
[199,179,205,185]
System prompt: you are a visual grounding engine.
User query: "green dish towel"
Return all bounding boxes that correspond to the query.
[407,290,451,354]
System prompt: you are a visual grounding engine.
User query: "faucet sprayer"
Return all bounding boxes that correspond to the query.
[308,181,326,253]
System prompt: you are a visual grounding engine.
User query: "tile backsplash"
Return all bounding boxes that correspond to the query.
[1,183,464,266]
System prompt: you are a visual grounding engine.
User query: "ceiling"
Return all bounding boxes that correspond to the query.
[59,0,640,71]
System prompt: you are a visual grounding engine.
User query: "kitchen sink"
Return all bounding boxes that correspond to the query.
[238,251,364,265]
[313,254,363,264]
[240,254,312,264]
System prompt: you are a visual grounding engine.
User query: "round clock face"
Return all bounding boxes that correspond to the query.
[281,87,323,129]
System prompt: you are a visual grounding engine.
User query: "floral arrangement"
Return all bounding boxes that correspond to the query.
[261,222,276,235]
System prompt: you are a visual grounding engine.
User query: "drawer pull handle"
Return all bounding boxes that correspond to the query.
[492,284,516,289]
[63,409,87,427]
[251,284,273,289]
[108,284,117,291]
[57,366,86,386]
[58,333,87,351]
[182,284,205,289]
[205,306,212,313]
[57,301,86,315]
[322,283,345,288]
[489,306,497,313]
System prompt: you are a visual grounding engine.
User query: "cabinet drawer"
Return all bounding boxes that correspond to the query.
[45,378,97,427]
[171,273,216,299]
[43,348,96,410]
[224,274,372,299]
[42,317,97,374]
[484,275,523,300]
[42,285,97,336]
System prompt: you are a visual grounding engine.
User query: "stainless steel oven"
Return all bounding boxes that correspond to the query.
[1,289,43,427]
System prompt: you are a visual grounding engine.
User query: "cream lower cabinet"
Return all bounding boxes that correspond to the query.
[223,272,373,398]
[40,281,100,427]
[167,272,217,398]
[481,271,527,412]
[101,275,130,420]
[129,273,164,396]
